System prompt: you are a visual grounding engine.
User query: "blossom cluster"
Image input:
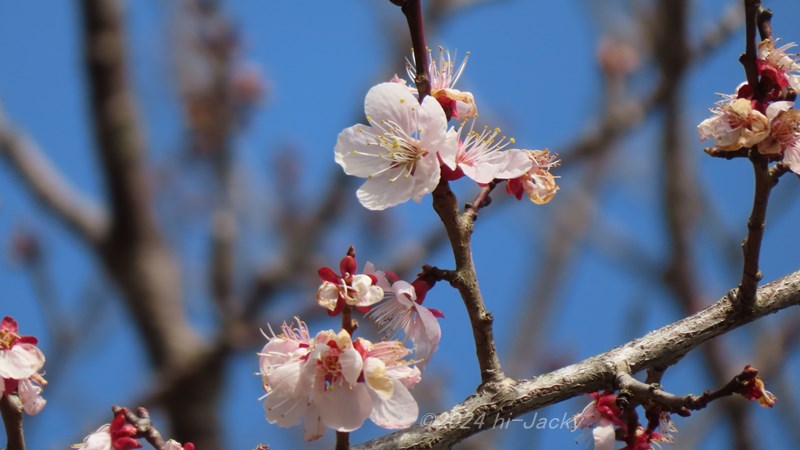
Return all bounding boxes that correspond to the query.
[0,316,46,416]
[572,392,675,450]
[335,47,559,210]
[72,409,195,450]
[698,39,800,173]
[259,248,441,441]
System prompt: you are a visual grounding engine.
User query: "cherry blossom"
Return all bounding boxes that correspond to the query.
[163,440,196,450]
[367,273,442,369]
[738,365,777,407]
[407,46,477,120]
[334,82,457,210]
[259,320,420,440]
[72,410,141,450]
[316,249,384,314]
[0,316,47,415]
[440,121,533,184]
[697,97,769,150]
[572,392,626,450]
[757,39,800,99]
[506,150,560,204]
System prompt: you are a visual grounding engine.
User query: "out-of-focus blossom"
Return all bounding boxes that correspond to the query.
[316,249,383,314]
[506,150,560,204]
[698,97,770,150]
[440,121,532,184]
[259,320,420,440]
[407,46,477,120]
[334,82,457,210]
[72,424,112,450]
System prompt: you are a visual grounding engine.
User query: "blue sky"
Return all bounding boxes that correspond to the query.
[2,1,800,449]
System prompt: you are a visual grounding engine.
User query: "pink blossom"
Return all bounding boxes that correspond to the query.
[259,320,420,440]
[506,150,560,204]
[367,277,442,369]
[440,121,532,184]
[316,251,384,314]
[697,97,769,150]
[0,316,47,415]
[407,46,477,120]
[334,82,458,210]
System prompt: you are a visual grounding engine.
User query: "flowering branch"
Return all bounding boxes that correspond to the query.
[615,366,772,418]
[114,406,167,449]
[1,394,26,450]
[353,268,800,449]
[740,0,762,99]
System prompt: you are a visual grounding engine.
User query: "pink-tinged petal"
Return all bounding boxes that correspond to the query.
[495,151,534,179]
[592,423,616,450]
[766,101,794,121]
[339,346,364,385]
[784,146,800,174]
[356,172,416,210]
[460,159,499,184]
[72,425,111,450]
[364,83,419,134]
[302,404,326,442]
[0,344,45,379]
[410,304,441,367]
[259,338,301,370]
[572,401,602,429]
[263,360,310,426]
[368,378,419,429]
[17,378,46,415]
[387,365,422,389]
[315,382,371,432]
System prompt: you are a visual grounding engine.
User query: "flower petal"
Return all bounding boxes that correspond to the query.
[368,378,419,429]
[365,82,419,134]
[0,344,45,379]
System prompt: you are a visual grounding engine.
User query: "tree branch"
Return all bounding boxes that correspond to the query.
[1,395,26,450]
[354,269,800,449]
[0,107,108,246]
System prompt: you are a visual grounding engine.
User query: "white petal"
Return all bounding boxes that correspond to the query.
[0,344,45,379]
[409,304,441,368]
[72,425,111,450]
[784,145,800,174]
[767,101,794,121]
[264,360,309,426]
[339,346,364,385]
[495,150,534,179]
[368,378,419,429]
[334,124,385,178]
[593,423,616,450]
[314,382,371,432]
[364,357,393,400]
[356,173,416,210]
[410,152,441,202]
[302,404,326,442]
[417,95,449,151]
[364,82,419,134]
[17,378,46,415]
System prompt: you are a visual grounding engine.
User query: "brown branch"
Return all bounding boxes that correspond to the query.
[737,152,773,305]
[431,181,504,385]
[740,0,762,100]
[393,0,431,101]
[0,108,108,245]
[1,395,26,450]
[354,269,800,449]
